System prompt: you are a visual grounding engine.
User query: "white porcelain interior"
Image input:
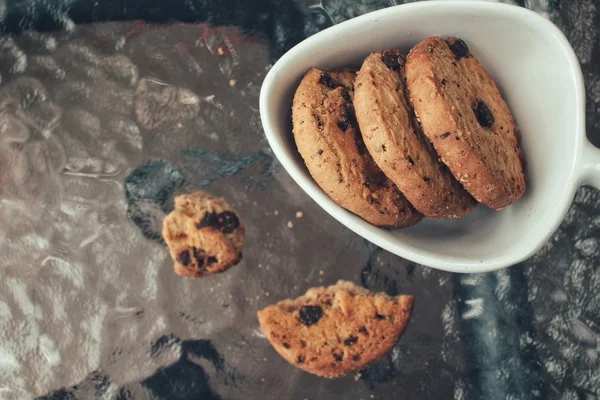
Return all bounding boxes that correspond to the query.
[260,1,600,273]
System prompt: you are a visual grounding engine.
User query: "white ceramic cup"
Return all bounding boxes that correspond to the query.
[259,1,600,273]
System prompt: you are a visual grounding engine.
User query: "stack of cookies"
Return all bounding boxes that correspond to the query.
[292,37,526,228]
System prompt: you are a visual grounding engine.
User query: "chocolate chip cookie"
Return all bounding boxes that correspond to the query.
[292,68,422,228]
[406,37,526,210]
[257,280,414,378]
[354,50,476,218]
[162,192,244,278]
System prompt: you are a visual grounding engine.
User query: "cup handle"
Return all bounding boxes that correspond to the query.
[580,139,600,190]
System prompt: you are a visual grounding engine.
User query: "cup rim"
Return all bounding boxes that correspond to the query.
[260,1,586,273]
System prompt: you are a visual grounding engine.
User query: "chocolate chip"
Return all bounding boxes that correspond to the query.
[192,247,207,266]
[408,156,414,166]
[381,144,387,152]
[375,313,386,320]
[315,115,323,130]
[300,340,307,348]
[332,349,344,362]
[318,72,340,89]
[440,78,447,86]
[177,250,191,266]
[317,149,324,155]
[283,342,291,349]
[473,100,495,128]
[196,211,218,229]
[440,132,451,139]
[297,355,305,364]
[298,305,323,326]
[344,336,358,346]
[382,52,404,71]
[217,211,240,233]
[352,355,361,361]
[342,89,352,103]
[447,38,470,60]
[337,119,350,132]
[423,176,430,182]
[359,327,368,335]
[206,256,218,265]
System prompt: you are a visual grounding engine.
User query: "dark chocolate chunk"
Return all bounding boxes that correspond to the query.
[283,342,291,349]
[359,327,368,335]
[317,149,324,155]
[447,38,471,60]
[318,72,340,89]
[177,250,191,266]
[192,247,207,266]
[297,355,305,364]
[217,211,240,233]
[440,132,451,139]
[440,78,447,86]
[473,100,495,128]
[206,256,218,265]
[298,305,323,326]
[423,176,430,182]
[315,114,323,130]
[352,355,361,361]
[382,52,404,71]
[375,313,386,320]
[342,89,352,103]
[344,336,358,346]
[332,350,344,362]
[196,211,218,229]
[337,119,350,132]
[408,156,414,166]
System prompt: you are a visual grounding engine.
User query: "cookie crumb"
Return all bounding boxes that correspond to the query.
[265,292,270,297]
[261,378,265,382]
[177,122,183,128]
[287,221,294,228]
[258,263,263,269]
[319,270,324,275]
[274,210,279,216]
[266,265,271,271]
[217,47,225,55]
[263,357,268,362]
[210,287,215,293]
[370,395,375,399]
[229,79,237,87]
[296,211,304,219]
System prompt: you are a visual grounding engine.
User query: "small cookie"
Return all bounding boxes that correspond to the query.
[354,50,476,218]
[292,68,422,228]
[257,280,414,378]
[162,192,244,278]
[406,37,526,210]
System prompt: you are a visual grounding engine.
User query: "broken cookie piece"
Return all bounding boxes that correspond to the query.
[257,280,414,378]
[162,191,245,278]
